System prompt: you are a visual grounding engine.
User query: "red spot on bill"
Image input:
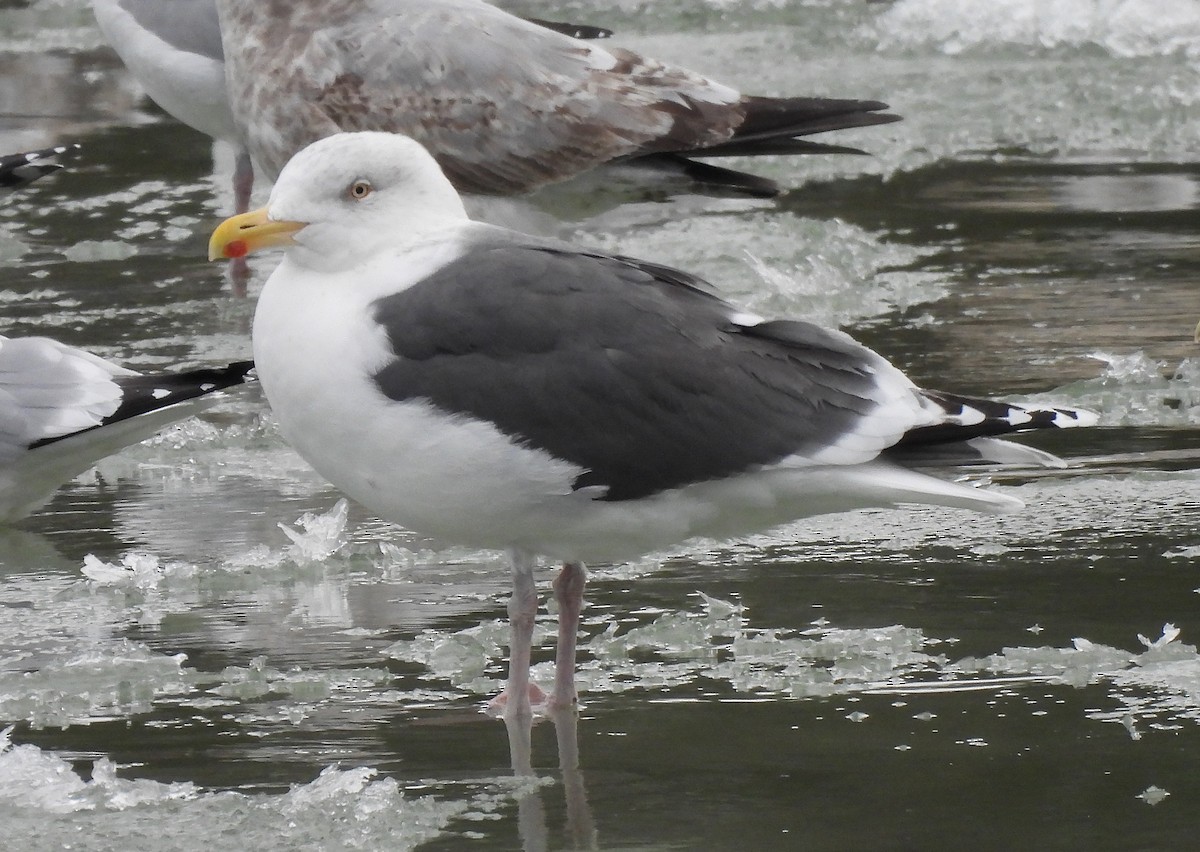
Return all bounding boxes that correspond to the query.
[225,239,249,258]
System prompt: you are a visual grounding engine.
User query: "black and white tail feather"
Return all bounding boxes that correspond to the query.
[0,144,81,191]
[0,335,253,522]
[890,391,1099,469]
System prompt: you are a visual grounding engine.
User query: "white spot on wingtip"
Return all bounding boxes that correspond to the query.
[1053,408,1099,427]
[200,383,215,391]
[958,405,986,426]
[728,311,764,328]
[151,388,170,399]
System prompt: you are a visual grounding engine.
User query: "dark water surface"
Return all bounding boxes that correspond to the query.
[1,1,1198,849]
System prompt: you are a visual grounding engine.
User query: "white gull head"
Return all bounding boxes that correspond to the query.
[265,132,469,268]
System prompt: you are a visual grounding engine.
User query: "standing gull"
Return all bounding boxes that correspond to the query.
[91,0,257,215]
[0,336,253,522]
[91,0,258,288]
[209,132,1094,719]
[91,0,614,285]
[215,0,900,197]
[90,0,614,213]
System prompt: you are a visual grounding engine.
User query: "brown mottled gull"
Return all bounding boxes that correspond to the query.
[215,0,900,197]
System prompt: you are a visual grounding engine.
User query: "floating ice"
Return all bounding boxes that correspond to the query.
[384,620,514,692]
[387,594,943,700]
[1136,784,1170,806]
[1163,545,1200,560]
[577,211,940,328]
[279,499,350,564]
[952,625,1200,730]
[1138,623,1181,651]
[1021,352,1200,426]
[60,239,138,262]
[0,229,29,263]
[0,641,193,729]
[385,590,1200,734]
[0,499,400,730]
[81,551,189,590]
[0,730,516,851]
[0,726,197,814]
[868,0,1200,58]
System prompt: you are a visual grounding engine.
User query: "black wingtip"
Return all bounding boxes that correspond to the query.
[658,154,782,198]
[528,17,614,39]
[0,143,82,190]
[26,359,255,452]
[101,360,256,430]
[896,390,1097,449]
[693,97,902,159]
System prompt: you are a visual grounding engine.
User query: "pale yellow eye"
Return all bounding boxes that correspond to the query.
[348,180,373,200]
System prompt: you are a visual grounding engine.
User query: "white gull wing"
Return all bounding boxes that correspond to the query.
[0,336,132,458]
[0,336,253,522]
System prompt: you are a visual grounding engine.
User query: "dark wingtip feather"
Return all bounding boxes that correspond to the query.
[527,17,613,39]
[896,390,1098,449]
[641,153,782,197]
[28,360,255,450]
[686,97,901,159]
[0,143,82,190]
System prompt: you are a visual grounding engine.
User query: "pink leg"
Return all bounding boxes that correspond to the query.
[227,149,255,295]
[492,550,545,720]
[550,562,586,709]
[232,148,254,215]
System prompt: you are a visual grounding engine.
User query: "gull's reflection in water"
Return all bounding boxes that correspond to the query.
[505,707,598,852]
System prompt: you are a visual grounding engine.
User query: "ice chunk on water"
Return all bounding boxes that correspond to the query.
[1043,352,1200,426]
[279,499,350,563]
[80,552,192,589]
[0,730,513,850]
[0,640,193,729]
[0,725,90,813]
[950,625,1200,730]
[0,726,196,814]
[386,593,941,700]
[384,620,513,691]
[1136,785,1171,806]
[60,239,137,262]
[869,0,1200,58]
[1138,623,1181,651]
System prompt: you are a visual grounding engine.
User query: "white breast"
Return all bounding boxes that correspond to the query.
[251,244,586,549]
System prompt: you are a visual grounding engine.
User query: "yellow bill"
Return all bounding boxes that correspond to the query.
[208,207,306,261]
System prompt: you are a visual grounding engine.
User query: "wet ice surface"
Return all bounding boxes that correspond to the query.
[1,0,1199,849]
